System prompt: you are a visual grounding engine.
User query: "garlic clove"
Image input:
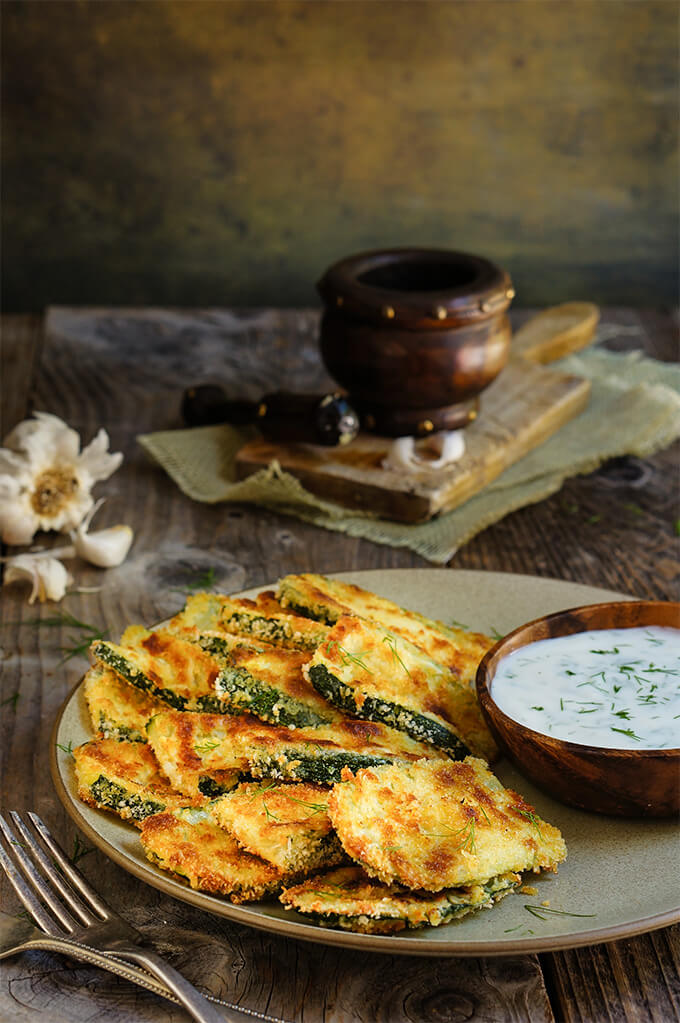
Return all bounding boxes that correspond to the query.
[72,523,134,567]
[381,431,466,472]
[4,553,73,603]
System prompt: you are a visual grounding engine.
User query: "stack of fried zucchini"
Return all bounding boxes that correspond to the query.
[73,573,566,934]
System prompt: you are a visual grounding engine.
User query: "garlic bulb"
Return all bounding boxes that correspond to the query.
[0,412,123,545]
[71,499,133,567]
[4,553,73,604]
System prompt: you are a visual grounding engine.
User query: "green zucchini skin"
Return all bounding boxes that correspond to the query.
[92,642,189,711]
[249,750,393,785]
[197,775,241,798]
[292,876,517,931]
[308,664,471,760]
[281,600,338,626]
[201,636,332,728]
[220,610,327,650]
[89,775,167,822]
[94,715,147,743]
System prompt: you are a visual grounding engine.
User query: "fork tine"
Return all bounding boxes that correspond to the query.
[8,812,100,928]
[0,814,74,934]
[26,812,112,919]
[0,837,62,933]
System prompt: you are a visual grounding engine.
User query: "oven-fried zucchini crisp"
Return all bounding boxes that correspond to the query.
[72,575,570,935]
[307,616,497,761]
[198,636,340,727]
[139,806,285,902]
[217,591,330,651]
[145,711,248,795]
[328,758,566,890]
[84,664,167,742]
[165,592,231,637]
[280,865,520,934]
[277,573,494,689]
[91,626,230,713]
[94,622,334,729]
[73,738,199,824]
[146,710,439,792]
[212,781,345,872]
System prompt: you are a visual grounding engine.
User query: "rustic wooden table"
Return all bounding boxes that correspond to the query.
[1,308,678,1023]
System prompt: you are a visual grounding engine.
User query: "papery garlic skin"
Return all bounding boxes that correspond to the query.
[73,524,134,567]
[0,412,123,545]
[4,553,73,604]
[70,498,134,567]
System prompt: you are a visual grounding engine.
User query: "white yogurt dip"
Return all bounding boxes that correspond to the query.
[491,626,680,749]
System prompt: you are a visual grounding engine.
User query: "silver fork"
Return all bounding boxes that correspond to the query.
[0,810,285,1023]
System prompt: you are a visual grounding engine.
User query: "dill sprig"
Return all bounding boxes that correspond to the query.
[71,834,94,864]
[193,738,222,755]
[172,567,217,594]
[15,611,108,663]
[512,806,543,837]
[55,739,75,757]
[382,634,412,678]
[323,639,372,674]
[524,904,596,920]
[280,793,329,816]
[1,692,20,711]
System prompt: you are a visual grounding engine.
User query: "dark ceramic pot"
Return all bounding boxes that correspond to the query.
[317,248,514,436]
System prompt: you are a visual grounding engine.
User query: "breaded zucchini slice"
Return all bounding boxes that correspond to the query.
[328,757,567,890]
[217,591,330,651]
[73,738,198,825]
[164,592,232,638]
[277,573,494,690]
[281,865,520,934]
[139,806,284,902]
[90,626,232,713]
[145,711,247,796]
[146,710,440,793]
[83,664,166,742]
[307,616,497,761]
[94,624,333,729]
[199,636,339,728]
[212,780,345,873]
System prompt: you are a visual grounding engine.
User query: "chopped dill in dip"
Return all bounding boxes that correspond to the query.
[491,626,680,750]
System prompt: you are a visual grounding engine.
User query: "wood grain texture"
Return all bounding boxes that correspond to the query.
[1,307,679,1023]
[235,356,591,522]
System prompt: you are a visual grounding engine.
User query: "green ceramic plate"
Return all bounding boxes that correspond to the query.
[51,569,680,957]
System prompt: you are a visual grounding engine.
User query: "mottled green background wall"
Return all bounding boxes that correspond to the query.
[2,0,677,311]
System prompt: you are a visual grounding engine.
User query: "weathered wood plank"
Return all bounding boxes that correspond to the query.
[0,313,44,437]
[541,925,680,1023]
[1,308,678,1023]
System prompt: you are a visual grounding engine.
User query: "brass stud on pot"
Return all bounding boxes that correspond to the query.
[480,299,493,313]
[336,295,344,307]
[257,402,268,418]
[418,419,434,434]
[434,305,447,320]
[382,305,396,319]
[506,287,515,300]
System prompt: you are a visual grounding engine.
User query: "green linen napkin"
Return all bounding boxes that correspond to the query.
[138,349,680,565]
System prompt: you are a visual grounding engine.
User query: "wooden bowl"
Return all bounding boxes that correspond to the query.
[476,600,680,817]
[317,247,514,436]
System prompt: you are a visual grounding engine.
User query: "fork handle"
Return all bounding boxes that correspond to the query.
[17,935,288,1022]
[111,946,228,1023]
[20,935,180,1002]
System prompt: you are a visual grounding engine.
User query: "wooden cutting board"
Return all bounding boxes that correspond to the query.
[235,303,599,523]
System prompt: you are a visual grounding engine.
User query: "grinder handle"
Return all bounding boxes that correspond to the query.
[510,302,600,365]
